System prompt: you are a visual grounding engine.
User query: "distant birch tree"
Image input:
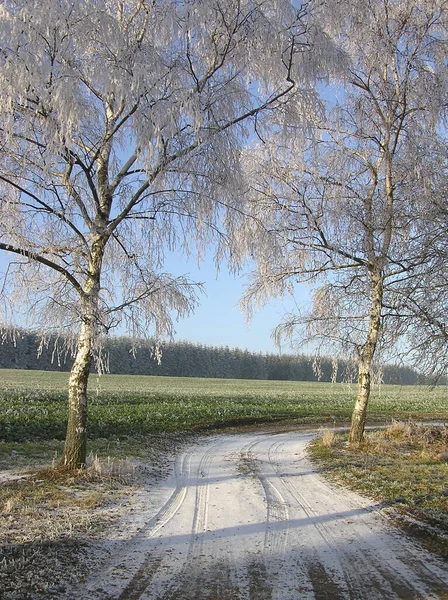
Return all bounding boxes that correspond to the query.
[0,0,339,468]
[238,0,447,442]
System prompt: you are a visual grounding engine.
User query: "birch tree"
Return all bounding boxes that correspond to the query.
[0,0,337,468]
[393,135,448,379]
[238,0,447,442]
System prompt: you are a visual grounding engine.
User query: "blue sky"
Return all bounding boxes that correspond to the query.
[163,249,310,354]
[0,249,311,354]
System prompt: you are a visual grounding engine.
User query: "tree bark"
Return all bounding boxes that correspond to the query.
[60,318,93,469]
[349,357,372,444]
[60,242,104,469]
[349,271,383,444]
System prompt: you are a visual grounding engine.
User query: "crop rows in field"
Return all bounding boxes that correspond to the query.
[0,369,447,442]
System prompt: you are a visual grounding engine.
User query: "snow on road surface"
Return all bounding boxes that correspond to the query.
[78,430,448,600]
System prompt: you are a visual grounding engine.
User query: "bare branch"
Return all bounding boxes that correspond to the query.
[0,242,84,297]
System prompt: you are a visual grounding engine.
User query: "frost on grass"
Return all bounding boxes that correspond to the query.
[0,433,191,600]
[310,422,448,557]
[319,427,336,448]
[0,458,138,600]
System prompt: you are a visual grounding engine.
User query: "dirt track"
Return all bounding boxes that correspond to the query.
[77,430,448,599]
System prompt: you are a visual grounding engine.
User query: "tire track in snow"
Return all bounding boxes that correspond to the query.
[239,439,290,556]
[89,452,192,600]
[147,440,236,600]
[240,438,319,599]
[266,437,353,598]
[267,435,448,599]
[75,431,448,600]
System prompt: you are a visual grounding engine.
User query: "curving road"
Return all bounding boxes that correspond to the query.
[80,431,448,600]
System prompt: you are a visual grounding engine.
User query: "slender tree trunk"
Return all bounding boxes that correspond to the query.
[349,271,383,444]
[60,318,93,468]
[61,251,103,468]
[349,356,372,444]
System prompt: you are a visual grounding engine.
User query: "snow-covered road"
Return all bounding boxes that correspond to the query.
[79,431,448,599]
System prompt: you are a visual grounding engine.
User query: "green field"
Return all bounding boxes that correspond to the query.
[0,369,447,443]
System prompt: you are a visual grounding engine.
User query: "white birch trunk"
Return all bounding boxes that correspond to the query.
[349,271,383,444]
[61,317,93,468]
[61,241,104,469]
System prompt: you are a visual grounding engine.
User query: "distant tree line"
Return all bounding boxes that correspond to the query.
[0,328,424,385]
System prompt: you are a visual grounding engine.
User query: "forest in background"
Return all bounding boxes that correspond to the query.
[0,328,422,385]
